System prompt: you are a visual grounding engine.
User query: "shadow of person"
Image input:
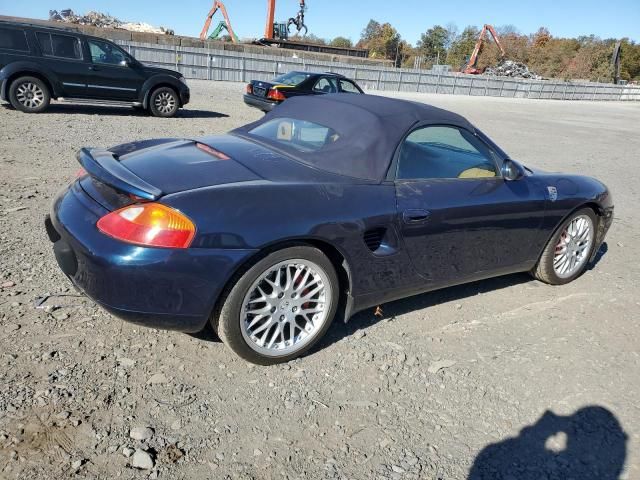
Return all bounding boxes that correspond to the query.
[468,406,627,480]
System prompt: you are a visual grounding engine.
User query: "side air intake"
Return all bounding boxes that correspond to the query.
[363,227,387,252]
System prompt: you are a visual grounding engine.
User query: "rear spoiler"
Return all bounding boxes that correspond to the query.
[77,148,162,201]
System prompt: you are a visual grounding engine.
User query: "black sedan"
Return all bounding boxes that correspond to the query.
[47,94,613,364]
[243,70,363,112]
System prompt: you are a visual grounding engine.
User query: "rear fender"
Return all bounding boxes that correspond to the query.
[0,61,62,97]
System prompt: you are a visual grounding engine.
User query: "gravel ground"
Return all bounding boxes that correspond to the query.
[0,80,638,480]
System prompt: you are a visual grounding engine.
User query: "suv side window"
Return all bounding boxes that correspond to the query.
[313,77,338,93]
[339,79,360,93]
[397,126,499,180]
[0,27,29,51]
[88,39,128,66]
[36,32,82,59]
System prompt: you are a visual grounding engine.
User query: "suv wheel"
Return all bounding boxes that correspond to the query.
[9,76,51,113]
[149,87,179,117]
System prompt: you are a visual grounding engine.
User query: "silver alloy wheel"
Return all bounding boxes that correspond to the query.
[553,214,594,278]
[16,82,45,109]
[240,259,332,357]
[154,91,177,114]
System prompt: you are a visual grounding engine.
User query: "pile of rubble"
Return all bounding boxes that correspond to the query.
[48,9,174,35]
[484,59,541,80]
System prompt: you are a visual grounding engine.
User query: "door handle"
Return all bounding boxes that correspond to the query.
[88,66,99,71]
[402,209,431,224]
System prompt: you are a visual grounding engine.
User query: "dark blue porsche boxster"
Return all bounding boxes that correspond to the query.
[47,94,613,364]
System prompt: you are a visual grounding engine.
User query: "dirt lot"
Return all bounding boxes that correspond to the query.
[0,81,638,480]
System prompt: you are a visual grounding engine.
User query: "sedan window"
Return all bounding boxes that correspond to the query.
[88,39,128,65]
[339,79,360,93]
[397,126,498,180]
[272,71,312,86]
[313,77,338,93]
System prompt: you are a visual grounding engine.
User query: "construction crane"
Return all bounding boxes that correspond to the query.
[200,1,239,43]
[462,24,505,74]
[264,0,307,40]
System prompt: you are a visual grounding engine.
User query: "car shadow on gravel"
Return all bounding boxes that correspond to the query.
[317,244,610,353]
[189,246,610,351]
[1,103,229,118]
[467,406,627,480]
[317,272,534,351]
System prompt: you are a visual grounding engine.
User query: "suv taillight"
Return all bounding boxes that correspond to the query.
[246,84,253,94]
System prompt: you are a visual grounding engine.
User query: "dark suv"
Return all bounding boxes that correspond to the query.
[0,20,190,117]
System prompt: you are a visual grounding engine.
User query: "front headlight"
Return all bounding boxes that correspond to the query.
[179,76,188,85]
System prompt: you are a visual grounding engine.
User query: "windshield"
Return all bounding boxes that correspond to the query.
[249,117,340,153]
[272,71,312,86]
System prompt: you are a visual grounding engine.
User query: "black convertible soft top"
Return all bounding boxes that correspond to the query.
[233,94,474,181]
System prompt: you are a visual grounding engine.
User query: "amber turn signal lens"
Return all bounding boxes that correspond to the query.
[97,203,196,249]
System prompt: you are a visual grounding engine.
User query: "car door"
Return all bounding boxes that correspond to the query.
[312,76,338,94]
[34,31,88,97]
[84,38,145,101]
[394,124,545,285]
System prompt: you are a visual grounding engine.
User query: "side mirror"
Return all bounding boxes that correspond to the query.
[502,159,525,181]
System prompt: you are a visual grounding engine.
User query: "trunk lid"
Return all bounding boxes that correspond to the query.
[76,137,261,211]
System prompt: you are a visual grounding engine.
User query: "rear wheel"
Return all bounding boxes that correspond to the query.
[149,87,179,117]
[532,208,597,285]
[9,76,50,113]
[214,246,339,365]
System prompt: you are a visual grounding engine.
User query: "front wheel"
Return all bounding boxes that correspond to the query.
[214,246,339,365]
[532,208,597,285]
[9,76,51,113]
[149,87,179,117]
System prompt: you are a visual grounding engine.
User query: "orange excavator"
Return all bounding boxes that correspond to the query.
[264,0,307,40]
[462,24,505,74]
[200,1,239,43]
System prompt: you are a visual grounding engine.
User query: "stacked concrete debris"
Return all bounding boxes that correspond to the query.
[49,9,174,35]
[484,60,541,80]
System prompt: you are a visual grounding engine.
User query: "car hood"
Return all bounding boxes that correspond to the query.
[138,64,181,78]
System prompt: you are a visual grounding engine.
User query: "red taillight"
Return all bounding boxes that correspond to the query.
[75,168,87,178]
[267,88,286,101]
[97,203,196,249]
[246,83,253,94]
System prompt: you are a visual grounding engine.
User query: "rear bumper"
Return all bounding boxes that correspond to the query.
[47,182,256,332]
[243,94,279,112]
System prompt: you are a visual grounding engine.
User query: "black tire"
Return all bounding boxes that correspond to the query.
[213,246,339,365]
[148,86,179,117]
[8,76,50,113]
[532,208,598,285]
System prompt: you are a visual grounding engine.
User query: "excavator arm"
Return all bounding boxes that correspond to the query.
[200,1,238,43]
[463,24,505,74]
